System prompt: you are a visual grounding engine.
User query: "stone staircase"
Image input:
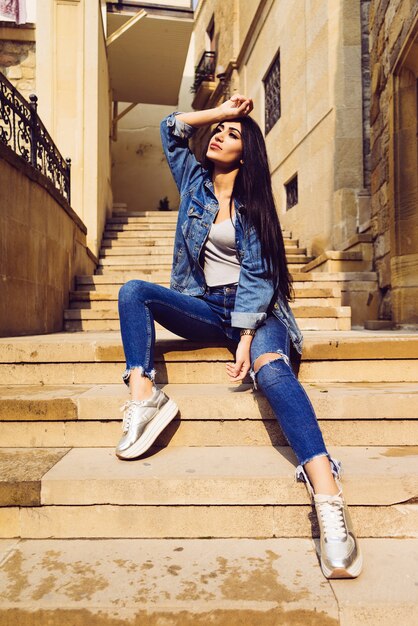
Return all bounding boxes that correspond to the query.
[0,211,417,625]
[65,210,351,332]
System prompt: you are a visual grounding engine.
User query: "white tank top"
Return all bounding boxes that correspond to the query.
[203,216,241,287]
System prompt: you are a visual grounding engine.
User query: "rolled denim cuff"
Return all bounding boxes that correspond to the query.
[166,112,196,140]
[231,311,267,330]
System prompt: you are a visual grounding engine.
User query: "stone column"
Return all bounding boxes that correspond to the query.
[35,0,112,256]
[329,0,366,247]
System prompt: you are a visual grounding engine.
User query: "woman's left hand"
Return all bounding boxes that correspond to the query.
[226,337,252,383]
[218,95,254,119]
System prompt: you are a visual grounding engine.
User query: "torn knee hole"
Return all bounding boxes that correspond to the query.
[253,353,284,375]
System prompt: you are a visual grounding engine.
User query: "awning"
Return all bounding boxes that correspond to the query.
[107,9,193,106]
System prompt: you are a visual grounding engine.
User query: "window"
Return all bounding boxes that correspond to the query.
[285,174,298,210]
[264,51,281,135]
[206,16,215,52]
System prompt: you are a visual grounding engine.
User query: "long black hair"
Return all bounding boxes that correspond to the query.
[204,116,293,302]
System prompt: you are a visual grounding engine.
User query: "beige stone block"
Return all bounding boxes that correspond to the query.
[330,539,418,626]
[15,80,34,93]
[20,50,35,68]
[310,333,411,369]
[0,422,67,448]
[320,420,418,447]
[0,537,340,623]
[6,65,22,80]
[299,359,418,383]
[1,355,418,386]
[101,246,174,256]
[73,363,121,385]
[2,329,418,361]
[4,414,418,449]
[0,539,19,562]
[0,508,20,539]
[12,503,418,540]
[40,446,418,507]
[297,318,351,331]
[19,505,276,539]
[79,381,418,420]
[63,421,120,447]
[334,137,364,188]
[20,66,34,80]
[341,288,380,326]
[391,253,418,288]
[392,287,418,324]
[0,448,68,506]
[376,254,391,288]
[0,336,97,364]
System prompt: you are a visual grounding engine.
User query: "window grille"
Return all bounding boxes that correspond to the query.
[285,174,298,210]
[264,51,281,135]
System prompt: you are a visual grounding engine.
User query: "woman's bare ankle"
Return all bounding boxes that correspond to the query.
[129,369,154,401]
[304,456,341,496]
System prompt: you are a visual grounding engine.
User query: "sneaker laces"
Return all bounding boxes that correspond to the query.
[316,493,348,541]
[120,400,146,433]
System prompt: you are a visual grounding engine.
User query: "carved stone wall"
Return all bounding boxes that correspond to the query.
[369,0,418,322]
[0,23,35,101]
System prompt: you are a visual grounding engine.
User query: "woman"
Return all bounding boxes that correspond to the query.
[116,95,362,579]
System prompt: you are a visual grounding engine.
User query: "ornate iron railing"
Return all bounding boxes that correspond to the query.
[0,71,71,204]
[191,51,216,93]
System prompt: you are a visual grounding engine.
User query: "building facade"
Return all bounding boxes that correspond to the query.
[191,0,417,325]
[191,0,371,257]
[369,0,418,323]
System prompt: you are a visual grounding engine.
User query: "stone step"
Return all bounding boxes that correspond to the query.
[3,327,415,358]
[97,254,313,267]
[1,383,417,448]
[98,255,174,266]
[105,223,180,232]
[82,270,378,283]
[103,236,175,246]
[102,232,297,244]
[2,382,416,421]
[3,412,416,448]
[63,317,352,332]
[3,538,416,626]
[70,286,342,300]
[69,296,342,310]
[1,330,417,384]
[112,210,177,217]
[67,298,344,312]
[103,230,176,240]
[100,245,175,255]
[86,269,173,281]
[303,251,372,273]
[78,270,374,283]
[64,306,351,319]
[99,244,306,256]
[6,356,415,384]
[108,215,179,224]
[0,446,416,539]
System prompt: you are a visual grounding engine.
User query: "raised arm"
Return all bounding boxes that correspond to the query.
[176,95,253,128]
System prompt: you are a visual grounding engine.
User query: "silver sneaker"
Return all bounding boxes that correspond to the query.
[295,457,362,579]
[116,387,178,460]
[314,491,363,578]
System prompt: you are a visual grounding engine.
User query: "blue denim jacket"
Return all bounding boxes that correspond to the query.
[160,112,303,354]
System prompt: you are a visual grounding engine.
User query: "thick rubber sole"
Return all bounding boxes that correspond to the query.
[321,549,363,579]
[116,399,179,460]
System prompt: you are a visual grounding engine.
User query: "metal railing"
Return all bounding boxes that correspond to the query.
[191,51,216,93]
[0,71,71,204]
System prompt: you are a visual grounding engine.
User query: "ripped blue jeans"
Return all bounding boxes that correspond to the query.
[118,279,342,483]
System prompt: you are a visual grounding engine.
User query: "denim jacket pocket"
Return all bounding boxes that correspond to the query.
[181,201,205,240]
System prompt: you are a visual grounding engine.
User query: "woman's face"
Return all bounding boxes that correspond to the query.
[206,121,243,170]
